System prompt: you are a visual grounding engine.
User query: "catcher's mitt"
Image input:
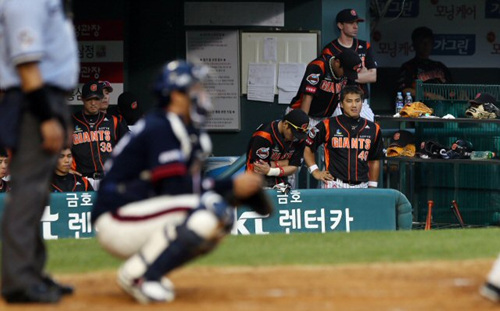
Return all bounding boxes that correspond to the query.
[399,102,434,118]
[465,104,498,119]
[386,144,416,157]
[228,188,273,216]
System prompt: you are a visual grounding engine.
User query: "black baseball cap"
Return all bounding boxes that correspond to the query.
[118,92,143,125]
[284,109,309,140]
[336,9,365,24]
[99,80,113,92]
[469,93,497,105]
[389,130,415,147]
[81,81,103,100]
[334,49,362,81]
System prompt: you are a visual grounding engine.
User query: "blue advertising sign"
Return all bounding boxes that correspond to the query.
[433,34,475,55]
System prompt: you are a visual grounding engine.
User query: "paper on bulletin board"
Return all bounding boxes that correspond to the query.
[264,37,277,61]
[277,63,306,104]
[247,63,276,103]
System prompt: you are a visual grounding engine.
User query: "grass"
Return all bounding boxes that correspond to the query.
[38,227,500,274]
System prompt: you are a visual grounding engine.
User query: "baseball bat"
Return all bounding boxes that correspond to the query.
[425,200,434,231]
[451,200,465,228]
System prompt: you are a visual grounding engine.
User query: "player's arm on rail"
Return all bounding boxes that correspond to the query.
[368,160,380,188]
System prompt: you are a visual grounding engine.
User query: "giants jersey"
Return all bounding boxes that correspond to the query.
[246,120,305,187]
[71,111,127,178]
[50,173,93,192]
[289,55,347,118]
[322,38,377,98]
[92,109,213,222]
[396,57,452,91]
[306,114,383,183]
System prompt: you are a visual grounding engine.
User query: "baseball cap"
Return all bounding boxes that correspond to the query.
[469,93,497,105]
[283,109,309,140]
[334,49,362,80]
[118,92,143,125]
[389,130,415,147]
[99,81,113,93]
[81,81,103,100]
[336,9,365,24]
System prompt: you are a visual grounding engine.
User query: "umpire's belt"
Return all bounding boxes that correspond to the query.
[333,177,363,186]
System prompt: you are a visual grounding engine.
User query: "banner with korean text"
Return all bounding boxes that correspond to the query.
[372,0,500,67]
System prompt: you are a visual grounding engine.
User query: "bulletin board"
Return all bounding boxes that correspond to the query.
[240,31,320,95]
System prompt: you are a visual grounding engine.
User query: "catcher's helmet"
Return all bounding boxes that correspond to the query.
[154,60,212,127]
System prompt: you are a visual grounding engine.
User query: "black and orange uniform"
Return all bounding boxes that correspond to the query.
[322,38,377,98]
[246,120,306,188]
[396,57,452,91]
[289,54,348,118]
[71,111,128,179]
[0,179,10,193]
[306,114,384,184]
[50,173,94,192]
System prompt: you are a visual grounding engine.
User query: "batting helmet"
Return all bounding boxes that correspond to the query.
[154,60,212,127]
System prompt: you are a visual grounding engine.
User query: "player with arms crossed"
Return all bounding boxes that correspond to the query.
[246,109,309,189]
[322,8,377,121]
[304,86,383,188]
[92,60,271,304]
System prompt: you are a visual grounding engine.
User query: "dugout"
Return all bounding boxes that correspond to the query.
[380,81,500,228]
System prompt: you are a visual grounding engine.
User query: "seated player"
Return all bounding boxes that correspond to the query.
[50,148,93,192]
[0,148,10,193]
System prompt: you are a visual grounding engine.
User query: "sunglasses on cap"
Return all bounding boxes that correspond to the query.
[286,121,307,133]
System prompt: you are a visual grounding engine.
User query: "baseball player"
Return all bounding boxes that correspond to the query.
[304,86,383,188]
[396,27,452,99]
[50,148,93,192]
[92,60,270,304]
[71,80,128,189]
[0,0,78,303]
[322,8,377,121]
[246,109,309,189]
[0,148,10,193]
[99,80,113,114]
[289,49,362,128]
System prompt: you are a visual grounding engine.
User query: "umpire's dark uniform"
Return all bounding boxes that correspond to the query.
[0,0,79,303]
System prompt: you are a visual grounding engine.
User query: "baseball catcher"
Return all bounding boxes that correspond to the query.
[91,60,272,304]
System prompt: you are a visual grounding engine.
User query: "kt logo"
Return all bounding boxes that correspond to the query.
[232,210,270,235]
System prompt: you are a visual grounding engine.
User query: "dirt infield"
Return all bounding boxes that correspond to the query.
[2,259,500,310]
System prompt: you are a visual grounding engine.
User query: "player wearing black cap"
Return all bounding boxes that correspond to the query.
[322,8,377,121]
[304,86,383,188]
[289,49,362,128]
[71,81,128,189]
[246,109,309,188]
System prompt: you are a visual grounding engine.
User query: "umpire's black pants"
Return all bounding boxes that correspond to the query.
[0,88,71,295]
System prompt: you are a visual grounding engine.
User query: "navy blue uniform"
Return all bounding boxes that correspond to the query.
[93,109,216,222]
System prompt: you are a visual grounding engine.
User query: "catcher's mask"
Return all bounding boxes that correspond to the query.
[154,60,212,127]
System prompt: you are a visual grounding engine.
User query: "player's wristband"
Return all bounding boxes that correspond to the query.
[25,86,54,122]
[368,181,378,188]
[308,164,319,174]
[267,167,281,177]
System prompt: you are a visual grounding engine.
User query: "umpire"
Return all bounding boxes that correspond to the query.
[0,0,79,304]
